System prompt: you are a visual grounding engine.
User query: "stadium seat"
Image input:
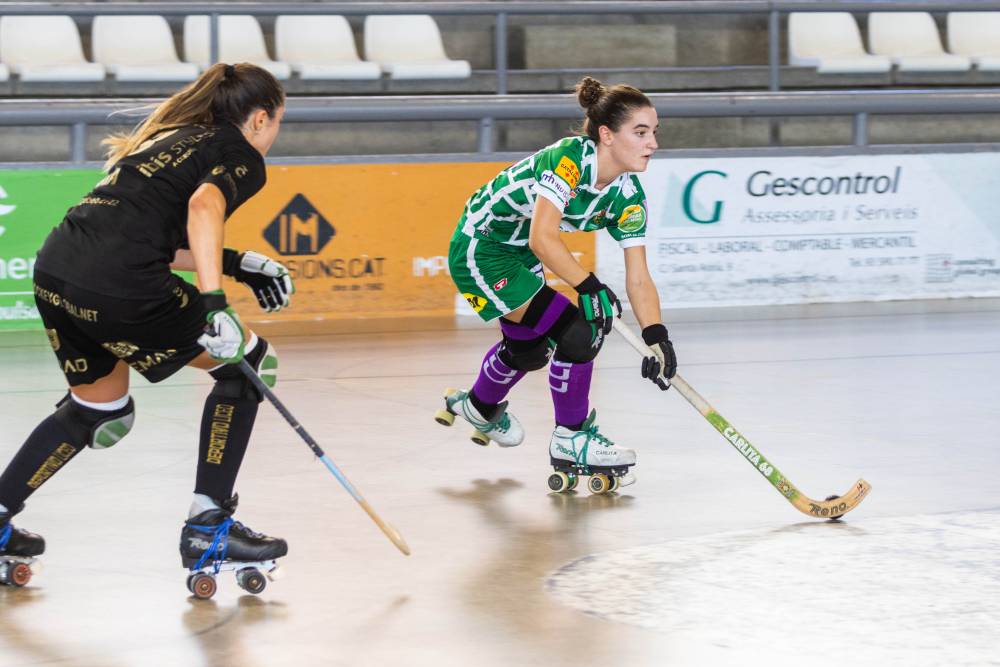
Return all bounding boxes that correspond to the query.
[363,15,471,80]
[275,15,381,80]
[92,16,199,82]
[0,16,105,82]
[947,12,1000,71]
[788,13,891,73]
[184,15,292,80]
[869,12,972,72]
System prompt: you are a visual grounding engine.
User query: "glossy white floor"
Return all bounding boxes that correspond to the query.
[1,299,998,667]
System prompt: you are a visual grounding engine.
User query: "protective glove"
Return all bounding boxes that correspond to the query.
[197,290,245,364]
[641,323,677,391]
[223,248,293,312]
[574,273,622,336]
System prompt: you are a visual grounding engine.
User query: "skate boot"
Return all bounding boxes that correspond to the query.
[179,495,287,600]
[0,510,44,588]
[434,388,524,447]
[547,410,636,495]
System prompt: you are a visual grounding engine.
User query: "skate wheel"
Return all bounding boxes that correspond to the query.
[237,568,267,595]
[567,474,579,491]
[469,429,490,447]
[548,471,570,493]
[608,476,620,493]
[443,387,457,398]
[190,573,217,600]
[588,474,611,495]
[8,562,31,587]
[434,409,455,427]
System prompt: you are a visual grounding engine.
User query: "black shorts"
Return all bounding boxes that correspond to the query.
[33,271,208,386]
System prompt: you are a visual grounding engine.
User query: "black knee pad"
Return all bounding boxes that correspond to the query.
[53,394,136,450]
[209,338,273,402]
[498,335,553,372]
[554,316,605,364]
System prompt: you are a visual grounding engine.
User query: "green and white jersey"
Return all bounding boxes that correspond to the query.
[458,136,648,249]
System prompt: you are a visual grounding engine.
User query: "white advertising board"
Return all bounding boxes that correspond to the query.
[598,153,1000,307]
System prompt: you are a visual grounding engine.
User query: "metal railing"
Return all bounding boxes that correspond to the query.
[2,1,1000,93]
[5,88,1000,163]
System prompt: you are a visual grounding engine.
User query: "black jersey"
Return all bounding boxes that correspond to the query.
[36,123,266,299]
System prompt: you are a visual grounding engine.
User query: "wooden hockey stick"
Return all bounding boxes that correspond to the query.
[613,320,871,520]
[239,360,411,555]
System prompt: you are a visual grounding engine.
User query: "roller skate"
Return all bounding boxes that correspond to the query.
[434,388,524,447]
[547,410,636,495]
[180,495,287,600]
[0,511,44,588]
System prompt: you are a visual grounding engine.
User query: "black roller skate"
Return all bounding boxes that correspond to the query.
[179,495,287,600]
[0,510,44,588]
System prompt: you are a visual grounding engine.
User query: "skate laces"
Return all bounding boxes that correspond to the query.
[188,517,234,573]
[585,423,615,448]
[0,523,10,550]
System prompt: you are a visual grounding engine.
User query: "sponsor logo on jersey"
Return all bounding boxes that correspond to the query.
[463,292,488,313]
[555,157,581,189]
[264,194,336,256]
[540,171,571,205]
[617,204,646,233]
[492,277,508,291]
[101,341,140,359]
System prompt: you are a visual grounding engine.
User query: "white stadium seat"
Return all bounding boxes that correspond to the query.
[947,12,1000,72]
[364,15,471,80]
[184,15,292,80]
[788,13,891,74]
[275,15,381,80]
[92,16,199,82]
[869,12,972,72]
[0,16,105,82]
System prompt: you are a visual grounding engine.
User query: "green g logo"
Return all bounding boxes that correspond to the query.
[683,170,727,224]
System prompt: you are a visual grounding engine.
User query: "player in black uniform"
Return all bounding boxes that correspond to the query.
[0,63,292,594]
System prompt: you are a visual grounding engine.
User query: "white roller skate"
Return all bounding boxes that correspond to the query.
[547,410,636,495]
[434,388,524,447]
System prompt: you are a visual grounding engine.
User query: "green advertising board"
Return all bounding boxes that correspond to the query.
[0,169,103,331]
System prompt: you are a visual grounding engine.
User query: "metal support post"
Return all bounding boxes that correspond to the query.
[496,12,509,95]
[210,13,220,65]
[70,123,87,165]
[853,112,869,146]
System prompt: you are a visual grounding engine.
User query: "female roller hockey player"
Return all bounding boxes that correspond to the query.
[437,77,678,494]
[0,63,292,593]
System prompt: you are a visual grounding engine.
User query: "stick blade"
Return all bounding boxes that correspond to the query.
[793,479,871,520]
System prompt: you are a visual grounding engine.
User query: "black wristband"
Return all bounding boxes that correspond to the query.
[201,290,229,314]
[574,272,602,294]
[642,323,669,345]
[221,248,242,277]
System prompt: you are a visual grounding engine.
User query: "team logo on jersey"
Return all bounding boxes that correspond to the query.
[492,278,508,291]
[555,157,580,189]
[617,205,646,233]
[463,292,488,313]
[101,341,140,359]
[264,194,336,256]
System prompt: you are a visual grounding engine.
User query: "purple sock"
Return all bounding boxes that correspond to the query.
[471,341,525,406]
[549,358,593,428]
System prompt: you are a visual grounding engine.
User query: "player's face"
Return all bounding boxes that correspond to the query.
[245,105,285,157]
[609,106,659,173]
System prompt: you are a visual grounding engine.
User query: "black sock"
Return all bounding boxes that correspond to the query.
[0,414,84,512]
[468,389,498,421]
[194,394,259,500]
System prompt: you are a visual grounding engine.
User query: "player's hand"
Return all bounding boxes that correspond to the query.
[197,290,245,363]
[223,249,293,312]
[574,273,622,336]
[641,324,676,391]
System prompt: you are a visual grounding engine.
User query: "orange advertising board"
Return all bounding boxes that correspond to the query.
[223,162,595,330]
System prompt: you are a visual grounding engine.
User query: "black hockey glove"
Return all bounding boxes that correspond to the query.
[574,273,622,336]
[222,248,294,312]
[641,324,676,391]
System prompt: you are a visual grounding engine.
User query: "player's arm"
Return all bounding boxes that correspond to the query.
[527,197,588,286]
[186,182,227,292]
[623,245,676,387]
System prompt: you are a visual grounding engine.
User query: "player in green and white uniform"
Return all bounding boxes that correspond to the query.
[437,77,679,491]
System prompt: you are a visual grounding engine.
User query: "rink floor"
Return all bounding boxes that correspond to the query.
[1,299,998,667]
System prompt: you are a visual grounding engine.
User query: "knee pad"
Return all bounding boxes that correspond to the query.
[498,335,553,372]
[554,316,605,364]
[209,337,276,402]
[53,394,136,450]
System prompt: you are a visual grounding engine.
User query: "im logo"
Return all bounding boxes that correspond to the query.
[263,194,335,256]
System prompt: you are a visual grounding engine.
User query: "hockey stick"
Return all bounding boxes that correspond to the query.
[612,320,870,520]
[238,360,411,555]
